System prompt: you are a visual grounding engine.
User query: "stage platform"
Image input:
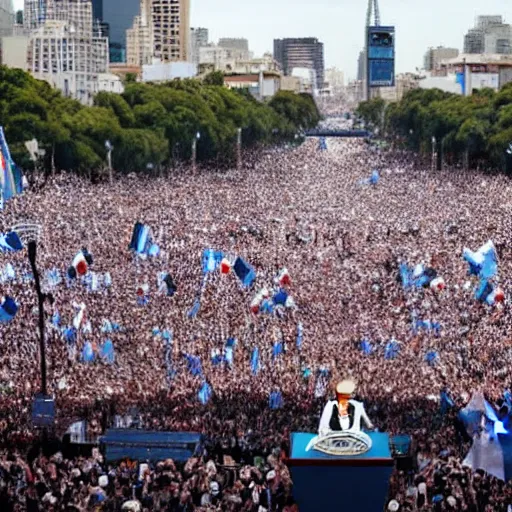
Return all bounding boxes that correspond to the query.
[288,432,394,511]
[100,430,202,462]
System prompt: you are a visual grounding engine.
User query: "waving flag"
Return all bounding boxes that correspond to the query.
[188,298,201,318]
[250,347,260,375]
[184,354,203,377]
[0,231,22,252]
[360,338,373,355]
[463,241,498,279]
[202,249,224,274]
[233,257,256,288]
[425,350,439,366]
[198,382,212,405]
[129,222,159,256]
[269,391,283,409]
[100,339,115,364]
[0,127,22,204]
[225,338,236,367]
[272,341,284,359]
[82,342,95,363]
[385,339,400,360]
[296,322,304,349]
[0,296,18,323]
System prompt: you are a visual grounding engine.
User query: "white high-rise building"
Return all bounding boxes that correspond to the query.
[126,0,152,66]
[24,0,110,104]
[0,0,14,37]
[190,27,208,66]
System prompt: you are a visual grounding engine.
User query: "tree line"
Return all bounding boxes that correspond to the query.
[356,84,512,172]
[0,67,321,177]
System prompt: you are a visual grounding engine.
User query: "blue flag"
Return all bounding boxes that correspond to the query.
[425,350,439,366]
[100,339,115,364]
[269,391,283,410]
[296,322,304,349]
[185,354,203,377]
[198,382,212,405]
[63,327,76,344]
[360,338,373,355]
[188,298,201,318]
[0,297,18,323]
[202,249,223,274]
[251,347,260,375]
[272,342,284,359]
[52,311,61,327]
[0,231,22,252]
[385,339,400,360]
[441,389,455,414]
[82,342,95,363]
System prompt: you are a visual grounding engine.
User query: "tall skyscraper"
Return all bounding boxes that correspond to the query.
[0,0,14,37]
[190,27,208,65]
[151,0,190,62]
[126,0,191,66]
[273,38,325,88]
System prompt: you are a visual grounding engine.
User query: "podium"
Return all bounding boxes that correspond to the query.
[288,432,394,511]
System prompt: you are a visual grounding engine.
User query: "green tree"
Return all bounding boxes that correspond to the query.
[203,71,225,86]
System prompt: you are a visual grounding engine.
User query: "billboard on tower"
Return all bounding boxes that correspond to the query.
[367,26,395,87]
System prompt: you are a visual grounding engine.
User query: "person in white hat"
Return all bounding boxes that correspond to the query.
[318,379,374,436]
[388,499,400,511]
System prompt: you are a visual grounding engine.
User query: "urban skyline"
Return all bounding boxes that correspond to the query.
[13,0,512,79]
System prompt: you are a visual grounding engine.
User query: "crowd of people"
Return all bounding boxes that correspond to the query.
[0,116,512,510]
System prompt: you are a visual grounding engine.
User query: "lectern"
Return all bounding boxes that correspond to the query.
[288,432,394,511]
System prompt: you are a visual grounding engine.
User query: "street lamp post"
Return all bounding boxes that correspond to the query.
[192,132,200,174]
[236,128,242,171]
[27,240,48,395]
[105,140,113,184]
[431,136,437,172]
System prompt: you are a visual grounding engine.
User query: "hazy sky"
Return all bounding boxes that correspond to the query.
[13,0,512,80]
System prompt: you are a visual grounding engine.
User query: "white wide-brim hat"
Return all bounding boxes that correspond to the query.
[336,380,356,396]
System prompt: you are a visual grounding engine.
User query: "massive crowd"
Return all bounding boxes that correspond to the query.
[0,117,512,510]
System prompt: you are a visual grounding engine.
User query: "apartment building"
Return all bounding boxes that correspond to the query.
[273,37,324,88]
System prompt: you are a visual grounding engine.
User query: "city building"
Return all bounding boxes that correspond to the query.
[357,50,365,81]
[224,71,280,99]
[198,45,252,73]
[217,37,248,52]
[464,15,512,55]
[126,0,191,66]
[151,0,190,62]
[0,34,29,69]
[21,0,109,105]
[126,0,152,66]
[437,53,512,93]
[103,0,139,62]
[379,73,420,101]
[142,60,196,82]
[273,37,324,88]
[190,26,208,66]
[325,67,345,93]
[423,46,459,72]
[0,0,14,37]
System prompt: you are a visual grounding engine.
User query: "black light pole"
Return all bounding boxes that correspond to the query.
[28,240,47,395]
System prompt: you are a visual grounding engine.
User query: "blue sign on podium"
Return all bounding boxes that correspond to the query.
[32,394,55,427]
[288,432,394,511]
